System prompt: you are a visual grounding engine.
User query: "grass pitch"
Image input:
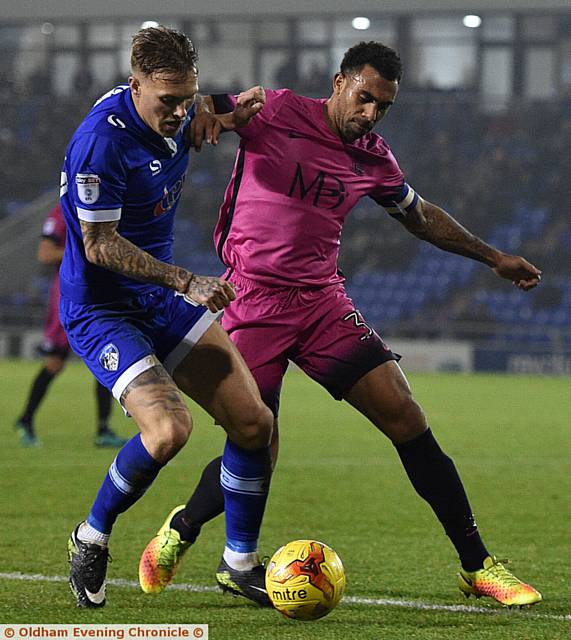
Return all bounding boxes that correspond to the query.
[0,358,569,639]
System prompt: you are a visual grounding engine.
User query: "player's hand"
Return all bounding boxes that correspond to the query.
[188,111,223,152]
[230,86,266,128]
[492,254,542,291]
[184,275,236,312]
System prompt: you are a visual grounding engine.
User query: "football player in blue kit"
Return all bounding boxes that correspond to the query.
[59,25,273,608]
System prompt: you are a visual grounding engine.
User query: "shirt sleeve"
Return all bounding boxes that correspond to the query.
[211,89,290,140]
[66,133,128,223]
[368,141,419,216]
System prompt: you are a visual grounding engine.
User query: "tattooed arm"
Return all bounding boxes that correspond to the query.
[396,198,542,291]
[80,220,235,311]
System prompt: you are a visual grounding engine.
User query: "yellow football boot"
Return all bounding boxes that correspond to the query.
[458,555,542,607]
[139,505,191,594]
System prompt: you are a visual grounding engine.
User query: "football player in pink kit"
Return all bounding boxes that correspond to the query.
[139,42,543,607]
[15,203,127,448]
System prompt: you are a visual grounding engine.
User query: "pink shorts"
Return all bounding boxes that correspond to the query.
[222,271,399,416]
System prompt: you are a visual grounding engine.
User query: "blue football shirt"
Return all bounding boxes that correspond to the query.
[59,85,194,304]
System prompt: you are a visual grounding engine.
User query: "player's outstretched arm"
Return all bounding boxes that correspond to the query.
[80,220,235,311]
[396,198,542,291]
[188,86,265,151]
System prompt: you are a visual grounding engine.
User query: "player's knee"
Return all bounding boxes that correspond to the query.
[151,411,193,460]
[167,412,193,451]
[233,402,274,450]
[394,398,427,443]
[383,395,428,444]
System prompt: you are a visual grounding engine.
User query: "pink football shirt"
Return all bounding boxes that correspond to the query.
[214,89,414,287]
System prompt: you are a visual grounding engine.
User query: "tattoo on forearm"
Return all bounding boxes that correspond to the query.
[80,220,192,291]
[405,203,497,266]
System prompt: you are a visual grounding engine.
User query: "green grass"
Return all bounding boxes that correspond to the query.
[1,359,569,639]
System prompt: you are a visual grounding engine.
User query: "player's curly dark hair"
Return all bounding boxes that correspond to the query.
[340,41,403,83]
[131,25,198,78]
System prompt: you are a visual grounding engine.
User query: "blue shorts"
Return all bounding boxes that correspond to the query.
[60,289,220,401]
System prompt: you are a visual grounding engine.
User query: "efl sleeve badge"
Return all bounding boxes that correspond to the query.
[76,174,101,205]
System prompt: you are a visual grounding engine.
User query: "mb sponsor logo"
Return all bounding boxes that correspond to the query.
[287,163,346,209]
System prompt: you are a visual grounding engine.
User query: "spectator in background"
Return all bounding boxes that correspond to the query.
[14,203,128,448]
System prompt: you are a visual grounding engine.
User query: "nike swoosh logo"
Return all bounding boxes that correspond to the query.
[249,585,267,593]
[85,584,106,604]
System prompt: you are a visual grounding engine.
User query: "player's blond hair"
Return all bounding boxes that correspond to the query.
[131,25,198,78]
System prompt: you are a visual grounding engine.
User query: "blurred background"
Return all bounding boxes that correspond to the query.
[0,0,570,375]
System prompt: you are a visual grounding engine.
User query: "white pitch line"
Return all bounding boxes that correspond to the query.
[0,572,569,622]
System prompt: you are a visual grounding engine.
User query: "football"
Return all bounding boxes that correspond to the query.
[265,539,346,621]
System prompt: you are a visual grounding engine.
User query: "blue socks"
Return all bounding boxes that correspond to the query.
[220,438,271,553]
[85,432,270,557]
[87,434,163,534]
